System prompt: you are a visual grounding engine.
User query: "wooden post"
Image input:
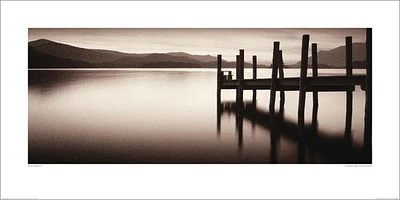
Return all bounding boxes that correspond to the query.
[252,55,257,105]
[240,49,245,80]
[269,42,280,116]
[310,44,318,161]
[238,50,244,107]
[267,42,280,162]
[237,50,244,152]
[236,55,240,80]
[217,54,222,96]
[311,43,318,135]
[252,55,257,129]
[345,37,353,141]
[269,43,279,163]
[235,55,240,106]
[364,28,372,162]
[217,55,222,134]
[217,55,222,82]
[278,50,285,114]
[298,35,309,163]
[298,35,309,132]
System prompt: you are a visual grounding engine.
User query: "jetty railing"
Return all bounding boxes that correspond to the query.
[216,28,372,163]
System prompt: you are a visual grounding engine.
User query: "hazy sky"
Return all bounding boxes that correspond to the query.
[29,28,366,64]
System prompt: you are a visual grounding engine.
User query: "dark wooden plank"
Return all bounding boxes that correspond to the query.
[243,78,273,86]
[306,75,365,86]
[221,75,366,88]
[236,84,355,91]
[305,85,355,92]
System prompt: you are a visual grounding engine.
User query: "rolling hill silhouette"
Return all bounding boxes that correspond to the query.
[29,39,240,68]
[289,42,366,68]
[28,39,363,69]
[28,46,91,68]
[29,39,132,64]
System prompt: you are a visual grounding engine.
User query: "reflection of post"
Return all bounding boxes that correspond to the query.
[270,127,277,164]
[311,43,319,135]
[217,55,222,134]
[298,35,309,164]
[364,28,372,162]
[298,140,305,164]
[237,111,243,151]
[345,37,353,141]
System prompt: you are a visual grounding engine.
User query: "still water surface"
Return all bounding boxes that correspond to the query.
[28,68,367,164]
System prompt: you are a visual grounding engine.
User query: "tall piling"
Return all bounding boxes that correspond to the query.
[235,55,240,106]
[239,49,244,104]
[269,43,280,163]
[217,55,222,134]
[252,55,257,129]
[311,43,319,135]
[252,55,257,106]
[278,50,285,114]
[364,28,372,162]
[238,50,245,151]
[298,35,310,133]
[345,37,353,141]
[269,42,280,117]
[298,35,309,163]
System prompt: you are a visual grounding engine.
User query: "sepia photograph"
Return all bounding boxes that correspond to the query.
[1,1,399,199]
[28,28,372,164]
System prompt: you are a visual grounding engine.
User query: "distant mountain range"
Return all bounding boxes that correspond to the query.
[288,42,366,68]
[28,39,263,69]
[28,39,366,69]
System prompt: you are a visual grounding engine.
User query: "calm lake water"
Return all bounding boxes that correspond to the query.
[28,68,368,164]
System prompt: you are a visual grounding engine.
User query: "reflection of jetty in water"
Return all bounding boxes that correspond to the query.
[216,29,372,164]
[217,101,369,163]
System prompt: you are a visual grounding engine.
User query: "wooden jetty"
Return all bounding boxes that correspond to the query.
[216,28,372,163]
